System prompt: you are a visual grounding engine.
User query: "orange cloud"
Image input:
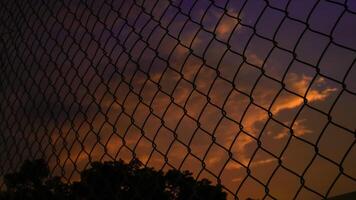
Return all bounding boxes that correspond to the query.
[272,74,338,115]
[292,119,313,137]
[271,94,304,114]
[306,87,338,102]
[216,18,238,40]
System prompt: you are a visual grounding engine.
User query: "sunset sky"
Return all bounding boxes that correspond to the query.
[1,0,356,199]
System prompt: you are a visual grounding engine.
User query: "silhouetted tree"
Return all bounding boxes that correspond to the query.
[0,159,226,200]
[0,159,70,200]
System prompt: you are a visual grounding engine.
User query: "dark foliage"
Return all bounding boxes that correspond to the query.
[0,159,226,200]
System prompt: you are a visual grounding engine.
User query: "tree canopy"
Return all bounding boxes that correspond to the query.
[0,159,226,200]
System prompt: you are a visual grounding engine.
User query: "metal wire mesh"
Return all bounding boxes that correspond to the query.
[1,0,356,199]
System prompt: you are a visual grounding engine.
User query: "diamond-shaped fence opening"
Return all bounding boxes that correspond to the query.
[0,0,356,199]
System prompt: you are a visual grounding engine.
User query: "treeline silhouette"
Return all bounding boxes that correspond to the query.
[0,159,226,200]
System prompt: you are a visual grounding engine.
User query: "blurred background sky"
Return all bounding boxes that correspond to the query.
[1,0,356,199]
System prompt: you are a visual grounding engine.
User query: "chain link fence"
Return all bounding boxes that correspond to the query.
[1,0,356,199]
